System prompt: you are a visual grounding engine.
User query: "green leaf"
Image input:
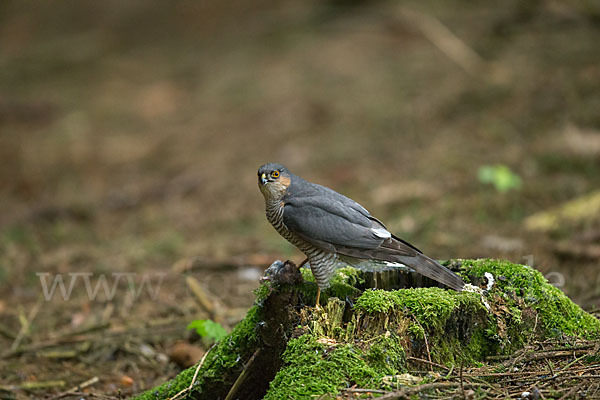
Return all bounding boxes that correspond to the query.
[187,319,228,341]
[477,164,522,192]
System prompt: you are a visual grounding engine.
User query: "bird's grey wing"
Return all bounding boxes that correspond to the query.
[282,197,416,256]
[283,196,464,291]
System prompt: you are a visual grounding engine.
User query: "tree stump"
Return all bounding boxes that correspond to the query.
[135,259,600,400]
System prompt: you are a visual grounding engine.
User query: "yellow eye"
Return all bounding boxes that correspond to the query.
[271,170,280,178]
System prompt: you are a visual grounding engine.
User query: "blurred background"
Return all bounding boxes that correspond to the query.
[1,0,599,397]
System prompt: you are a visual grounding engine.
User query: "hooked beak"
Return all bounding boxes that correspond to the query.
[259,173,267,185]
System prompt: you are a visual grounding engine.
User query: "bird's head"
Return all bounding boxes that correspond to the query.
[258,163,291,200]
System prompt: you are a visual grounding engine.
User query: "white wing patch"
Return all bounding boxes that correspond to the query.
[371,227,392,239]
[384,261,409,269]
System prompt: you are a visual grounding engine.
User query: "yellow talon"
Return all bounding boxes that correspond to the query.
[315,287,321,308]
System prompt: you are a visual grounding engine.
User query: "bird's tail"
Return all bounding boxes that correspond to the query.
[393,253,465,291]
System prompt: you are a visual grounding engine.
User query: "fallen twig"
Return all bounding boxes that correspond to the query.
[2,316,187,359]
[377,381,487,400]
[406,356,449,372]
[224,348,262,400]
[11,297,43,351]
[185,276,216,318]
[0,324,17,340]
[408,307,433,372]
[342,388,387,394]
[0,380,66,391]
[168,344,215,400]
[46,376,100,400]
[459,359,466,400]
[397,7,487,77]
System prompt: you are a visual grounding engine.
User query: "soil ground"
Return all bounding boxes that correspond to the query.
[1,1,599,398]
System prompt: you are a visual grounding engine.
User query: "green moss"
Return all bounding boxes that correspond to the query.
[264,334,382,400]
[355,287,483,334]
[465,328,492,361]
[300,267,315,283]
[328,267,364,299]
[300,266,363,303]
[460,259,600,338]
[349,259,599,367]
[407,323,425,339]
[366,334,406,375]
[433,336,463,364]
[353,289,399,313]
[253,281,271,304]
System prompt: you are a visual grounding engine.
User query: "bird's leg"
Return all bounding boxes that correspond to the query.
[315,287,321,308]
[297,257,321,308]
[298,258,308,269]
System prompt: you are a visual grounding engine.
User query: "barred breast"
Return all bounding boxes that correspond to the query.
[265,200,337,289]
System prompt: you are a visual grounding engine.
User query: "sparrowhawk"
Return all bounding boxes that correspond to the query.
[258,163,464,305]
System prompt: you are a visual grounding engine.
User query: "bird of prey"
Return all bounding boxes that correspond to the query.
[257,163,464,306]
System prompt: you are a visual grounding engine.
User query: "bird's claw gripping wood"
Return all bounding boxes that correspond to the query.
[258,162,465,292]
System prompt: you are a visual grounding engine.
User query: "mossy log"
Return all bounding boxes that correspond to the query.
[135,259,600,400]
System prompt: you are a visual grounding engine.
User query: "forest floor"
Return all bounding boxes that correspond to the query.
[1,0,599,398]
